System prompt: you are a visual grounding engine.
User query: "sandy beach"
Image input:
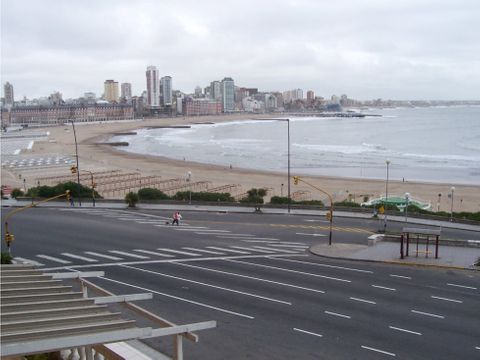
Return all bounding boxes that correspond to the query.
[3,114,480,213]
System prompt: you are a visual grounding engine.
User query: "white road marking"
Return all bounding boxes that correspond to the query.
[293,328,323,337]
[61,253,98,263]
[37,255,72,264]
[361,345,396,357]
[389,326,422,336]
[252,246,300,253]
[173,262,326,294]
[389,274,412,279]
[133,249,175,258]
[296,232,326,237]
[136,221,168,224]
[13,257,44,266]
[172,227,216,231]
[122,265,291,305]
[372,285,396,291]
[84,251,123,261]
[350,297,376,305]
[206,247,250,254]
[218,236,279,241]
[431,295,463,303]
[240,240,281,243]
[228,259,351,283]
[108,250,149,259]
[229,246,273,254]
[411,310,445,319]
[447,283,477,290]
[195,232,235,235]
[272,258,373,273]
[182,247,226,255]
[475,346,480,350]
[268,244,309,249]
[157,248,202,256]
[100,275,254,319]
[40,253,308,271]
[324,311,351,319]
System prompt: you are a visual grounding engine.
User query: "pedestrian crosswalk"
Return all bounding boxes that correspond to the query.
[13,243,309,267]
[16,208,313,268]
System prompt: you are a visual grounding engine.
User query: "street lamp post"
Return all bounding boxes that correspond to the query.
[437,193,441,212]
[383,159,390,233]
[260,118,291,212]
[404,192,410,224]
[187,171,192,204]
[450,186,455,221]
[70,120,82,206]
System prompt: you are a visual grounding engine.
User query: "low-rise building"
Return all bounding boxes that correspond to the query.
[5,103,134,127]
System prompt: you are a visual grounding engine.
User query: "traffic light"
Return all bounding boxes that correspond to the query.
[293,176,300,185]
[5,232,15,246]
[326,211,333,221]
[70,166,77,174]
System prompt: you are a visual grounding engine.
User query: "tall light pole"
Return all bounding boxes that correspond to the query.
[383,159,390,233]
[437,193,441,212]
[404,192,410,224]
[450,186,455,221]
[187,171,192,204]
[70,120,82,206]
[260,118,291,212]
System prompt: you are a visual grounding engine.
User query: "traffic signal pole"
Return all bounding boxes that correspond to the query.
[4,191,71,255]
[293,176,334,245]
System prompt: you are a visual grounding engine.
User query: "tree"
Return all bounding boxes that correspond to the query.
[125,192,139,207]
[240,188,267,204]
[11,188,24,199]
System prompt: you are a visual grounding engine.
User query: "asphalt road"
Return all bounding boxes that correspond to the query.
[2,207,480,359]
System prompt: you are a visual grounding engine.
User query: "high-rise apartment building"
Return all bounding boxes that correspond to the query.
[221,77,235,112]
[306,90,315,101]
[160,76,172,106]
[4,82,14,108]
[146,66,160,108]
[121,83,132,101]
[104,80,119,103]
[210,81,221,101]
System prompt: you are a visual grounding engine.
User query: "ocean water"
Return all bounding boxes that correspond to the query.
[112,106,480,185]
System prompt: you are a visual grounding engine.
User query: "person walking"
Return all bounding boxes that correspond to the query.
[172,211,182,226]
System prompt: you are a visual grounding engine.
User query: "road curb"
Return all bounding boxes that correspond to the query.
[308,248,480,272]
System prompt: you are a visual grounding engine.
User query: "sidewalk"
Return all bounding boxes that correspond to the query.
[310,241,480,270]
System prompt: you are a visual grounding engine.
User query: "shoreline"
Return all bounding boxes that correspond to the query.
[2,114,480,212]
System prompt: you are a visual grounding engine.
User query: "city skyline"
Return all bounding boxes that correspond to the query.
[2,0,480,100]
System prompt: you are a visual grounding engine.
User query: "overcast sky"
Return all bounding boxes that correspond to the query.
[2,0,479,100]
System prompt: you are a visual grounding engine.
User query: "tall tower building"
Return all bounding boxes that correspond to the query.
[306,90,315,101]
[3,82,14,108]
[146,66,160,108]
[104,80,119,103]
[221,77,235,112]
[210,81,221,101]
[121,83,132,101]
[160,76,172,106]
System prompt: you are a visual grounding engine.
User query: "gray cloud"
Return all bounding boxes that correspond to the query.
[2,0,479,100]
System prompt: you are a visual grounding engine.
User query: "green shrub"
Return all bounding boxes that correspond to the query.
[11,188,24,199]
[125,192,139,207]
[26,182,101,199]
[296,200,324,206]
[334,201,361,207]
[240,188,267,204]
[1,252,12,264]
[138,188,169,200]
[270,196,290,204]
[174,191,234,202]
